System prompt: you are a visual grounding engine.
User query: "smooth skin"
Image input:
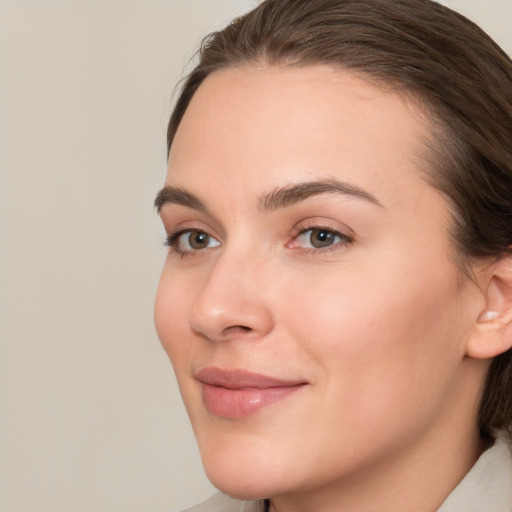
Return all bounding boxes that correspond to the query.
[155,66,510,512]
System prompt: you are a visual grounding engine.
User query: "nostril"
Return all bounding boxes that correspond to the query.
[223,325,253,335]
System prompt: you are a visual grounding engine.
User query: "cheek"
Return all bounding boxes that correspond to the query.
[266,265,469,478]
[154,268,192,367]
[282,259,468,412]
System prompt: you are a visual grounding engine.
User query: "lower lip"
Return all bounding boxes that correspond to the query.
[202,383,304,418]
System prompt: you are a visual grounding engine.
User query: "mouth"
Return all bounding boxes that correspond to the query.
[196,367,308,419]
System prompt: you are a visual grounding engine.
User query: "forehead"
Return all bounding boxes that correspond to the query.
[167,65,434,210]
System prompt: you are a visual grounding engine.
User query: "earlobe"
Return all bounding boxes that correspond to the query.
[477,310,499,322]
[466,252,512,359]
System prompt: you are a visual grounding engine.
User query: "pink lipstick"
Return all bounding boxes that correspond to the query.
[196,367,307,418]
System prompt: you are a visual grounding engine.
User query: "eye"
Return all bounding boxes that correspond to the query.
[292,227,352,250]
[166,229,220,255]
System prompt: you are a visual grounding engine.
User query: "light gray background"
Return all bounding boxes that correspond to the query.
[0,1,511,511]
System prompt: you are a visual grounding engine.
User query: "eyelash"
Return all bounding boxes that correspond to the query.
[289,224,354,254]
[164,225,353,257]
[164,228,219,258]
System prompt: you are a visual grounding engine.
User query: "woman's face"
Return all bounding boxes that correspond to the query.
[155,66,483,500]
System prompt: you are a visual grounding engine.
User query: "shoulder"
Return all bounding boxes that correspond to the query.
[182,492,265,512]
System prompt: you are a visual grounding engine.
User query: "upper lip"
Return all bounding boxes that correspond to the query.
[196,367,307,389]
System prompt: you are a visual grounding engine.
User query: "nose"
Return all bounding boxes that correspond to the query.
[189,250,275,342]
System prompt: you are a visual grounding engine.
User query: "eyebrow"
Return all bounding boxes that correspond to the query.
[259,178,383,211]
[154,178,383,214]
[154,186,206,213]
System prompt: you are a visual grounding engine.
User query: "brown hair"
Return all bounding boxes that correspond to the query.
[166,0,512,437]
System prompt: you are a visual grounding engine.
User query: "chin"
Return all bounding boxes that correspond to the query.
[200,445,291,501]
[209,479,270,501]
[207,471,294,502]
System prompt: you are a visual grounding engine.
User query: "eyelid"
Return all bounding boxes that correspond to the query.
[290,217,354,238]
[162,218,218,239]
[159,207,223,239]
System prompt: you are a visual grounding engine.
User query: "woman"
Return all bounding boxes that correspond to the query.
[154,0,512,510]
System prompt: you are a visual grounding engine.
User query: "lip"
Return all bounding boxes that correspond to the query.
[196,367,308,418]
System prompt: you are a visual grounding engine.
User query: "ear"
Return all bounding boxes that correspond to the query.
[466,252,512,359]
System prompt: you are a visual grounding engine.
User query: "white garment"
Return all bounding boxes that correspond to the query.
[183,433,512,512]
